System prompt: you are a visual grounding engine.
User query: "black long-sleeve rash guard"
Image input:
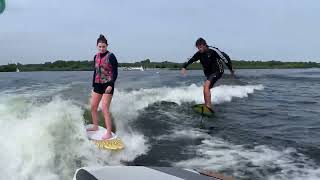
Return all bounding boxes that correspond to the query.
[183,47,233,77]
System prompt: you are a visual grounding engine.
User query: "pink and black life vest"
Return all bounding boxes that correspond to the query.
[94,52,113,83]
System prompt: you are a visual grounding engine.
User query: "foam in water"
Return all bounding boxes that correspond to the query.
[109,84,264,121]
[171,130,320,180]
[0,95,148,180]
[0,83,263,179]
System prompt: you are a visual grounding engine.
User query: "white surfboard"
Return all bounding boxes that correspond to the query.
[86,124,124,150]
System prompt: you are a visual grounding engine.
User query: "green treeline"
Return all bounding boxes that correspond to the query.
[0,59,319,72]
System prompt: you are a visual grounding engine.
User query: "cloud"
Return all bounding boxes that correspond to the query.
[0,0,319,64]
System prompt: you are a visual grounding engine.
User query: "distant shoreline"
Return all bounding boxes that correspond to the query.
[1,59,319,72]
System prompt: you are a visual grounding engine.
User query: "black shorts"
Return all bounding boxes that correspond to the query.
[93,82,114,95]
[206,72,223,89]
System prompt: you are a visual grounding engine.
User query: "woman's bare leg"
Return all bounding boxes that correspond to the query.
[87,91,102,131]
[101,93,113,139]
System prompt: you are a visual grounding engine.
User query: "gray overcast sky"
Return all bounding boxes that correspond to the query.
[0,0,319,65]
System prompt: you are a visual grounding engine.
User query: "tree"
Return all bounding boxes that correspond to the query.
[140,59,151,64]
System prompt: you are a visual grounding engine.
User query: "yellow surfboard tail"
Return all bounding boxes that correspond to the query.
[192,104,214,117]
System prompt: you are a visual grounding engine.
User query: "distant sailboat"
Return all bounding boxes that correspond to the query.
[16,63,20,72]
